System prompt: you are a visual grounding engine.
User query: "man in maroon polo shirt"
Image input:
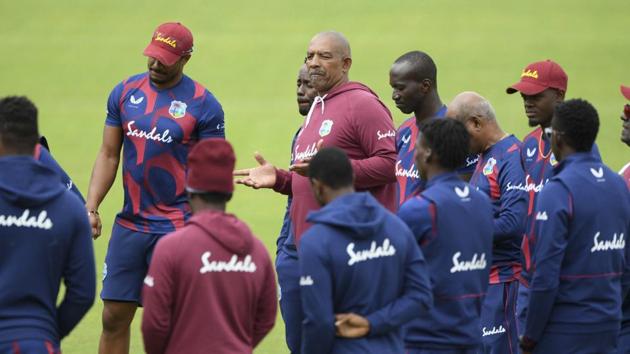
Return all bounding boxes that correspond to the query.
[141,138,277,354]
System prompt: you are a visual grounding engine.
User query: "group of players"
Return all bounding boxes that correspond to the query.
[0,21,629,354]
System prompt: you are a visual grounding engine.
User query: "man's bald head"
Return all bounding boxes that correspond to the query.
[310,31,351,59]
[306,31,352,94]
[446,91,496,123]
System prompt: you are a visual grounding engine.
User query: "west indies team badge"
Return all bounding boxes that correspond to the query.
[319,119,333,137]
[169,100,187,119]
[483,157,497,176]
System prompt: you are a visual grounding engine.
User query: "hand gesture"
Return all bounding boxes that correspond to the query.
[289,139,324,177]
[233,152,277,189]
[334,313,370,338]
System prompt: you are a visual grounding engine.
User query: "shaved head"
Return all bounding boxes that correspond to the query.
[310,31,351,59]
[306,31,352,94]
[446,91,496,122]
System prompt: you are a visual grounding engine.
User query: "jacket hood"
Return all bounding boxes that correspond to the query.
[323,81,379,100]
[0,156,66,207]
[306,192,386,239]
[188,210,253,255]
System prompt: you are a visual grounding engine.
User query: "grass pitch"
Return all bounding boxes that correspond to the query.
[1,0,629,352]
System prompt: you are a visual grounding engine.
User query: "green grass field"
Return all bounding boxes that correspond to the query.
[1,0,629,352]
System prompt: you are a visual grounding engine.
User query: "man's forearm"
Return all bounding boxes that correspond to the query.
[86,150,120,210]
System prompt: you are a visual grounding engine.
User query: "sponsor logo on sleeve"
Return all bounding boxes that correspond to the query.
[535,211,548,221]
[199,251,257,273]
[450,252,487,273]
[299,276,314,286]
[319,119,334,137]
[591,232,625,253]
[482,158,496,176]
[0,210,53,230]
[143,275,154,287]
[466,154,480,167]
[549,153,558,166]
[482,325,506,337]
[168,100,187,119]
[103,263,108,281]
[377,130,396,140]
[401,134,411,145]
[347,238,396,266]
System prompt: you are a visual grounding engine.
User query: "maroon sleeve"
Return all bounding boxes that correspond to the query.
[141,238,175,354]
[252,248,278,347]
[349,96,397,189]
[272,168,293,196]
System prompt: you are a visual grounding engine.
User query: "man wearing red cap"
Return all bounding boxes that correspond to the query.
[86,22,225,354]
[505,59,601,336]
[141,138,277,354]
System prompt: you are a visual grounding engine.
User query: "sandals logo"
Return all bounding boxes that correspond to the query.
[521,69,538,79]
[154,32,177,48]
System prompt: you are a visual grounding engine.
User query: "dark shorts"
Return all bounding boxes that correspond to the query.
[101,222,162,304]
[275,249,302,354]
[480,281,519,354]
[406,348,478,354]
[0,340,60,354]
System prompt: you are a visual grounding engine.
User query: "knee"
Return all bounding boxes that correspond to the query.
[102,302,136,333]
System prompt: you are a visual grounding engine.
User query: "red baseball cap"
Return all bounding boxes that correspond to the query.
[621,85,630,100]
[143,22,193,66]
[506,60,568,95]
[186,139,235,195]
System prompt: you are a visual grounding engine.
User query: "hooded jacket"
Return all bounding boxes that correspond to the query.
[273,82,397,248]
[299,192,432,354]
[142,209,277,354]
[525,153,630,342]
[0,156,95,345]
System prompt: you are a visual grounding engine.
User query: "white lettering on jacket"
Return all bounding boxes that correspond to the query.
[0,210,53,230]
[591,232,625,253]
[347,238,396,266]
[450,252,487,273]
[300,276,314,286]
[482,325,506,337]
[199,251,257,273]
[395,160,420,179]
[126,121,173,144]
[377,130,396,140]
[294,142,319,162]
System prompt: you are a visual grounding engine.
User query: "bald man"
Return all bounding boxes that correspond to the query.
[446,92,528,354]
[235,31,397,352]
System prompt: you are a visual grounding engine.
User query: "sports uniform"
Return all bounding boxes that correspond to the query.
[398,172,494,353]
[469,135,527,354]
[101,71,224,302]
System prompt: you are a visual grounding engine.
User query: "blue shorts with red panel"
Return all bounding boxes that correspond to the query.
[101,222,162,304]
[480,281,519,354]
[0,340,60,354]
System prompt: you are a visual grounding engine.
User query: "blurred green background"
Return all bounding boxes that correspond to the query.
[1,0,629,352]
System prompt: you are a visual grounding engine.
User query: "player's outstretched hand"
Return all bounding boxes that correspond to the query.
[334,313,370,338]
[87,209,102,240]
[289,139,323,177]
[233,152,277,189]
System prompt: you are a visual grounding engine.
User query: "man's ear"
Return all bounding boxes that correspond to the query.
[420,78,432,93]
[342,57,352,73]
[555,89,566,102]
[469,116,483,131]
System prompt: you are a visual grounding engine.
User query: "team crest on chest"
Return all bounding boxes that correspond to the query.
[168,100,187,119]
[483,157,497,176]
[319,119,334,137]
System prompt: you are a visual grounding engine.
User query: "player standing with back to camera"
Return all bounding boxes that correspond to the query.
[519,99,630,354]
[85,22,225,354]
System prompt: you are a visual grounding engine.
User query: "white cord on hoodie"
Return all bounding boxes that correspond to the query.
[300,94,327,137]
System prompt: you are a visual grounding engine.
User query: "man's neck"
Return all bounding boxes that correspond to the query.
[424,165,450,181]
[192,202,226,213]
[483,126,508,152]
[320,77,349,96]
[414,93,443,123]
[151,72,184,90]
[323,186,355,205]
